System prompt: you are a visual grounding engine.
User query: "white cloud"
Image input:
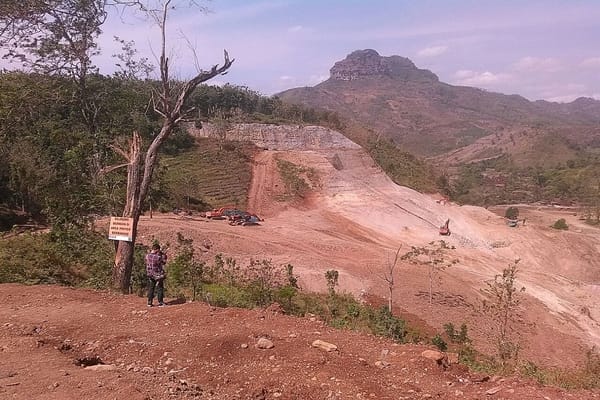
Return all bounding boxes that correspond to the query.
[454,70,510,86]
[581,57,600,67]
[288,25,303,33]
[417,45,448,57]
[512,56,562,73]
[279,75,295,81]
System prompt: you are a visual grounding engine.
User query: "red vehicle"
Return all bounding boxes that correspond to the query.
[439,219,451,236]
[205,206,237,219]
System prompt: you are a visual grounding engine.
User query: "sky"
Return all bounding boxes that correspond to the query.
[65,1,600,102]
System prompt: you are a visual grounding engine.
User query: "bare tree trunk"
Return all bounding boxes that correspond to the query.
[112,132,143,293]
[388,285,393,314]
[429,266,433,305]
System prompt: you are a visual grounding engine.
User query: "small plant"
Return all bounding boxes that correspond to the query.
[505,206,519,220]
[482,259,525,369]
[432,334,448,351]
[444,322,470,344]
[369,306,407,342]
[552,218,569,230]
[325,269,339,295]
[401,240,458,305]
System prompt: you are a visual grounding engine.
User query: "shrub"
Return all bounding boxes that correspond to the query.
[432,334,448,351]
[0,229,113,287]
[505,206,519,220]
[444,322,470,344]
[552,218,569,230]
[325,269,339,295]
[369,306,407,342]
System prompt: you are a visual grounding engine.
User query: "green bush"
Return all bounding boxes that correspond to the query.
[444,322,470,344]
[432,334,448,351]
[552,218,569,230]
[368,306,407,342]
[505,207,519,220]
[0,229,113,287]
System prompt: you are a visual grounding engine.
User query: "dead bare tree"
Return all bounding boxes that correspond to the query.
[109,0,234,292]
[379,246,401,313]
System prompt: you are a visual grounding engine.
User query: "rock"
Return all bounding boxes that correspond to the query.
[447,352,459,364]
[471,374,490,383]
[241,343,249,349]
[374,360,390,369]
[84,364,117,372]
[421,350,449,369]
[421,350,444,362]
[141,367,155,374]
[256,338,274,349]
[485,386,502,395]
[190,123,361,152]
[264,302,284,314]
[311,339,338,352]
[329,49,439,83]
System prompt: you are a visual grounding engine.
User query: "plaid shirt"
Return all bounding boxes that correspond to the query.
[145,251,166,279]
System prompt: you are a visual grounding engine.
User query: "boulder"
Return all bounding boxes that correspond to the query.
[84,364,117,372]
[256,338,274,349]
[421,350,449,368]
[311,339,338,352]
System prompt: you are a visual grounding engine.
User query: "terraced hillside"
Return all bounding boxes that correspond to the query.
[160,138,256,210]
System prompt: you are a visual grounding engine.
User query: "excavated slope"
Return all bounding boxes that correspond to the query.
[183,122,600,364]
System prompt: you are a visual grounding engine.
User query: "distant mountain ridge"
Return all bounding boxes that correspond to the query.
[278,49,600,165]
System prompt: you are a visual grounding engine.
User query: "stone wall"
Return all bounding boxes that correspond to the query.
[185,122,361,151]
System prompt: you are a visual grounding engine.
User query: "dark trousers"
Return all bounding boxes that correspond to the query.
[147,277,164,305]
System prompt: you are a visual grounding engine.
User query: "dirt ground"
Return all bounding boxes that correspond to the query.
[1,284,598,400]
[3,130,600,398]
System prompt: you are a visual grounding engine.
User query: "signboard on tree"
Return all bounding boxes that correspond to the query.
[108,217,134,242]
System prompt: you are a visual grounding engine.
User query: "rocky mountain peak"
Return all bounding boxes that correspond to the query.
[329,49,439,82]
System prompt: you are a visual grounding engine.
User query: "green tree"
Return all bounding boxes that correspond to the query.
[482,259,525,369]
[401,240,458,305]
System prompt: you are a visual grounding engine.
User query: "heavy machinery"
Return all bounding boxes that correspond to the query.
[229,213,262,226]
[439,219,451,236]
[205,206,237,219]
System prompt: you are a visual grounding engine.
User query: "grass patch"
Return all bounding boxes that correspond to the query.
[367,138,437,193]
[276,158,320,199]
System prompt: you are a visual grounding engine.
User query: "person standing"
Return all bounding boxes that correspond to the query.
[146,243,167,307]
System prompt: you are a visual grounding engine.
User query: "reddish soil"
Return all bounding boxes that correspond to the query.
[1,284,597,399]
